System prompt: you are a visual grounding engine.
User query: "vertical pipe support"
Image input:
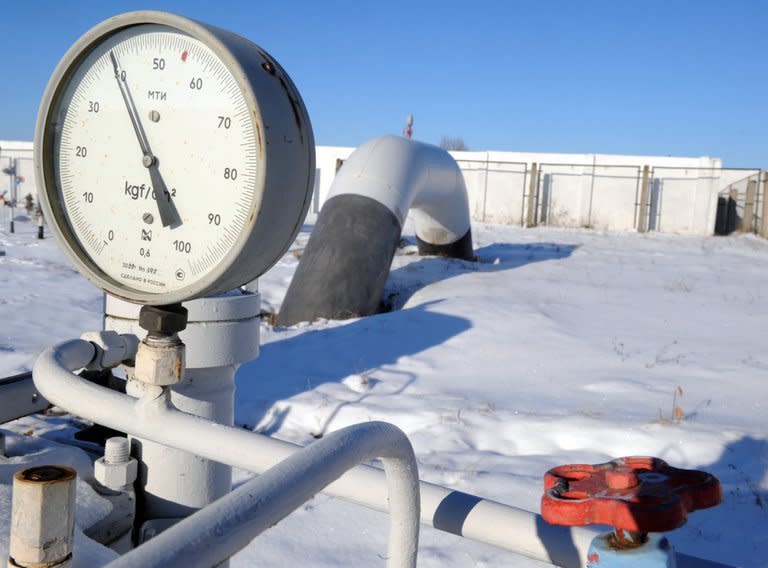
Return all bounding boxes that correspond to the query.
[9,466,77,568]
[104,291,261,532]
[637,165,650,233]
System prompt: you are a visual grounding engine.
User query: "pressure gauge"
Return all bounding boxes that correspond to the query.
[35,11,314,305]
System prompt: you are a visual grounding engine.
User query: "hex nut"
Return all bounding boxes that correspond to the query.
[134,338,186,386]
[94,457,138,490]
[139,304,188,335]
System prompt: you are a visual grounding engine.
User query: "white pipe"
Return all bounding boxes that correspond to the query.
[128,366,236,521]
[277,136,474,325]
[328,135,472,247]
[34,338,600,566]
[107,421,419,568]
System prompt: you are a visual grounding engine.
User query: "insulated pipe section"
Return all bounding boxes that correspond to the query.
[33,340,728,568]
[277,135,473,326]
[108,422,419,568]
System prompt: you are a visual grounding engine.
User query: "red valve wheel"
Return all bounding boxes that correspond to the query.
[541,456,721,533]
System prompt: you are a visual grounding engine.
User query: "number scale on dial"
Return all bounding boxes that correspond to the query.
[54,25,258,293]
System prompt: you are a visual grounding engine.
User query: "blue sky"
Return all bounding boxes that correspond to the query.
[1,0,766,166]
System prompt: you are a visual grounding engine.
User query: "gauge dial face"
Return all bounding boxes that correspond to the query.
[50,24,258,296]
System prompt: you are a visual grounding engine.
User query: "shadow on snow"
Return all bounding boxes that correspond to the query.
[383,241,579,310]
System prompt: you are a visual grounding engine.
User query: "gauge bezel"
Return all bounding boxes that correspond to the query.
[35,11,314,305]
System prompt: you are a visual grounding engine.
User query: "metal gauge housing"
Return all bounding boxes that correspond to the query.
[35,11,314,305]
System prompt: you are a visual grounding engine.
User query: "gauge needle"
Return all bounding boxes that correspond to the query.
[109,50,181,229]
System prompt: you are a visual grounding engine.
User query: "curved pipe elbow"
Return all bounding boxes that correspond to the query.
[329,135,473,254]
[277,136,474,325]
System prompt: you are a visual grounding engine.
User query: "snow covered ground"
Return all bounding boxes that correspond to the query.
[1,215,766,566]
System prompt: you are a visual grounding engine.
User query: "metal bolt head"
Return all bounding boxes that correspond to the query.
[94,456,138,490]
[139,304,188,335]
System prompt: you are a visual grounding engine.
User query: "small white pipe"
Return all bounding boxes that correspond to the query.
[108,421,419,568]
[34,338,600,566]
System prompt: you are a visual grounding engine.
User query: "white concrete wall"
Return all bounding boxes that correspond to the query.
[6,139,757,236]
[315,143,760,236]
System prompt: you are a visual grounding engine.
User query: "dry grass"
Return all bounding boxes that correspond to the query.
[655,385,685,424]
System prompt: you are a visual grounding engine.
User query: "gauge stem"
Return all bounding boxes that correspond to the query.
[109,50,181,229]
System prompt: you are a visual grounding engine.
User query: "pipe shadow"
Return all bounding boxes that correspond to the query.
[668,435,767,567]
[234,301,471,435]
[383,241,578,311]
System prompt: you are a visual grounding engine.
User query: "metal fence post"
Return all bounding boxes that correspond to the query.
[525,162,538,227]
[481,153,489,222]
[761,172,768,238]
[637,165,650,233]
[742,177,758,233]
[587,156,596,228]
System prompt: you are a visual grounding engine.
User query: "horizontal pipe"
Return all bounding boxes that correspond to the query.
[33,339,597,564]
[109,421,419,568]
[33,339,732,568]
